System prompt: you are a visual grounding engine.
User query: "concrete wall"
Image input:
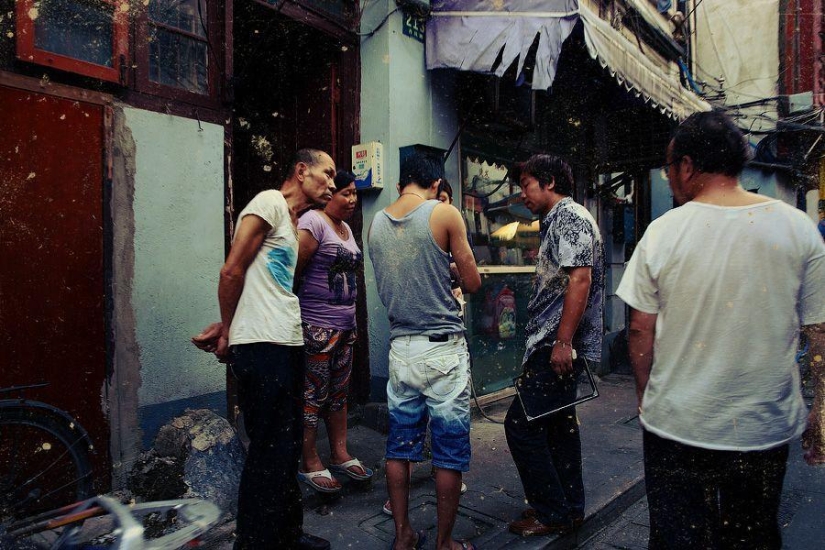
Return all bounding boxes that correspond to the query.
[359,0,460,398]
[122,107,225,411]
[740,166,795,204]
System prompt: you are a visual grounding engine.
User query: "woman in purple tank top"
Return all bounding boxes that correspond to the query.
[295,170,371,493]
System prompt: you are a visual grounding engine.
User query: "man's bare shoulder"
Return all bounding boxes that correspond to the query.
[429,201,461,227]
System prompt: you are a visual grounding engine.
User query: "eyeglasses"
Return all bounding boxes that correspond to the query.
[663,157,682,169]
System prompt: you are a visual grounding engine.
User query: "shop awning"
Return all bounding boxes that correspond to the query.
[426,0,710,120]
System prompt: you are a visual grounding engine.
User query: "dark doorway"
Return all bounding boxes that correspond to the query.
[232,0,359,209]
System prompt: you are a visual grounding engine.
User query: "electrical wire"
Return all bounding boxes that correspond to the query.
[696,0,730,88]
[683,0,705,22]
[197,0,225,75]
[358,6,400,38]
[470,368,506,424]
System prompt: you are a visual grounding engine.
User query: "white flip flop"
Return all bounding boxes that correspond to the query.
[328,458,374,481]
[297,468,342,493]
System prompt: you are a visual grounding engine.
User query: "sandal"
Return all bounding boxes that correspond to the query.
[329,458,374,481]
[388,529,427,550]
[297,468,341,493]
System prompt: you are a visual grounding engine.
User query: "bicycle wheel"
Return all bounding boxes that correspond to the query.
[0,405,94,523]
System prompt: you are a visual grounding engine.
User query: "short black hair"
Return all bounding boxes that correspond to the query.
[285,148,327,180]
[438,179,453,202]
[399,154,444,191]
[671,111,751,177]
[519,154,574,196]
[334,170,356,192]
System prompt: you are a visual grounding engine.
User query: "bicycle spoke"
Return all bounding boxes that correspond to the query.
[15,434,90,492]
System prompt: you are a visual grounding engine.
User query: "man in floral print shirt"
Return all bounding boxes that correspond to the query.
[505,154,604,537]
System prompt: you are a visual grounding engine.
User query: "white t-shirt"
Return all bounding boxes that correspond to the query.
[617,199,825,451]
[228,190,303,347]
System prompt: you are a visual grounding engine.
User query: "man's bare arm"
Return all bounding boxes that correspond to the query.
[802,322,825,465]
[551,266,591,375]
[442,204,481,293]
[215,214,270,360]
[627,308,657,408]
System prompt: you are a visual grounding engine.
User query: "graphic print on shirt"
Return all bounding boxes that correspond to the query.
[524,200,605,362]
[327,245,363,305]
[267,246,297,291]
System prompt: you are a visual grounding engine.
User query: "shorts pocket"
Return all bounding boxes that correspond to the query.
[425,354,464,397]
[388,355,413,396]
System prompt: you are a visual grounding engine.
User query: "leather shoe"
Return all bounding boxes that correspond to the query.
[508,516,573,537]
[298,532,331,550]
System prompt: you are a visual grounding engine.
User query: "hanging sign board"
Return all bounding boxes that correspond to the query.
[352,141,384,190]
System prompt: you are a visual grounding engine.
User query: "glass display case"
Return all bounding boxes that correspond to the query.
[460,155,538,394]
[465,269,534,395]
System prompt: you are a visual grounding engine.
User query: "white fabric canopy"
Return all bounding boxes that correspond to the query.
[425,0,710,120]
[578,4,709,120]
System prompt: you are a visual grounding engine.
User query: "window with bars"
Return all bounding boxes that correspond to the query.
[146,0,210,95]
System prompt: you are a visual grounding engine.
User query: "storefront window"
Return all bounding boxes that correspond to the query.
[461,156,539,267]
[461,154,538,394]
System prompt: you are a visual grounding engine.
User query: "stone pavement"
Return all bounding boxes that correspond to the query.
[199,373,825,549]
[202,374,645,549]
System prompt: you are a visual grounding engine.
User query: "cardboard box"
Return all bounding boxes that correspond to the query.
[352,141,383,190]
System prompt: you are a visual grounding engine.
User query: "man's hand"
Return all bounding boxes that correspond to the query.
[191,322,230,363]
[192,322,222,351]
[192,322,229,363]
[550,342,575,376]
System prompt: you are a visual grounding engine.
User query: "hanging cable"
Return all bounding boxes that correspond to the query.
[358,7,400,38]
[677,58,703,95]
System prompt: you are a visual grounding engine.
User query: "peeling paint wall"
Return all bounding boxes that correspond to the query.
[108,105,142,486]
[121,107,225,412]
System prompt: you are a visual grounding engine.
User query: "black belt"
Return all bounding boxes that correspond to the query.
[428,334,449,342]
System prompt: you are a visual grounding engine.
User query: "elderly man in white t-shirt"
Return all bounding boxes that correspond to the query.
[617,111,825,550]
[193,149,336,550]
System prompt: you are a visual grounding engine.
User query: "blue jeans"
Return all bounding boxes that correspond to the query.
[505,349,585,525]
[644,429,788,550]
[231,343,304,549]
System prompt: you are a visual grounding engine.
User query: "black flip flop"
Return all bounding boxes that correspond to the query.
[388,529,427,550]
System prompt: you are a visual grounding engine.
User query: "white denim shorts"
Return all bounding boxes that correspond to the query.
[385,333,471,471]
